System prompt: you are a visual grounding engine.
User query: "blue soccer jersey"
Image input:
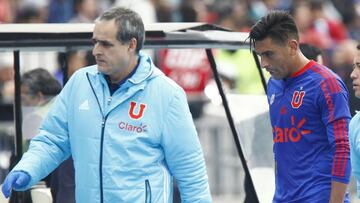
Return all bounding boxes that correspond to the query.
[267,60,351,203]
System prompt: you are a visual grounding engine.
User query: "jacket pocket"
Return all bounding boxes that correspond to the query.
[145,179,152,203]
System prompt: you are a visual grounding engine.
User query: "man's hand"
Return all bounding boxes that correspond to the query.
[329,181,347,203]
[1,171,31,198]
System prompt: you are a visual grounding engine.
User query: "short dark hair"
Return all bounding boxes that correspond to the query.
[299,43,322,61]
[249,10,299,48]
[97,7,145,53]
[21,68,61,96]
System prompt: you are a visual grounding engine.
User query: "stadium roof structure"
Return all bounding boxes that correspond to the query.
[0,22,251,51]
[0,22,261,203]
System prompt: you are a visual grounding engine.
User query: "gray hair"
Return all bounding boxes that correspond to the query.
[96,7,145,53]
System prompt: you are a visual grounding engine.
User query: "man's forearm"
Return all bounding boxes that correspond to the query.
[329,181,347,203]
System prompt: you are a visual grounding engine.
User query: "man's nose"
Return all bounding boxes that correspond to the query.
[260,58,270,69]
[351,68,358,79]
[92,44,100,56]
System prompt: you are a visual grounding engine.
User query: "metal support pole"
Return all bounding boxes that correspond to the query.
[13,50,22,158]
[59,52,68,86]
[10,50,26,203]
[252,51,267,94]
[205,49,259,203]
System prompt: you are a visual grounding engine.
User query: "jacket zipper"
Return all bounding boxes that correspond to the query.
[87,73,144,202]
[87,73,107,203]
[145,179,152,203]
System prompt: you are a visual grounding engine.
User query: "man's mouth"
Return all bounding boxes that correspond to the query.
[96,59,106,65]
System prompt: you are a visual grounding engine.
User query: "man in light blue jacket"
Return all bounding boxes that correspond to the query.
[350,43,360,199]
[1,7,212,203]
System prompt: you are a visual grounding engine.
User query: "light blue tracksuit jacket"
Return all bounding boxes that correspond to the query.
[12,51,212,203]
[350,112,360,198]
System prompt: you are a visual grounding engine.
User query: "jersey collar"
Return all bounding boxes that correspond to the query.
[291,60,316,78]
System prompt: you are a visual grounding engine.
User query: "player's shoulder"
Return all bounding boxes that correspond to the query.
[308,63,339,81]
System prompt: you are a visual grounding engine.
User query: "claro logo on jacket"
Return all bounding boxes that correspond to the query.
[118,101,148,133]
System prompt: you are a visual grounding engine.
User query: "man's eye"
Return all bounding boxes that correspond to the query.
[265,52,273,57]
[97,41,112,47]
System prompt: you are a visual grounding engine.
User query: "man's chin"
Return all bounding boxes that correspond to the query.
[97,66,108,74]
[271,75,281,80]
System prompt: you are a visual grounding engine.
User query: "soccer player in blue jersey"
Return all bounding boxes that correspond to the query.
[349,44,360,199]
[249,10,351,203]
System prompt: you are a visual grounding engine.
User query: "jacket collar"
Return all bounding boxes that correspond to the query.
[92,51,160,89]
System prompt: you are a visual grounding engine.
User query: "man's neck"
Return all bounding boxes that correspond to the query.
[290,52,310,75]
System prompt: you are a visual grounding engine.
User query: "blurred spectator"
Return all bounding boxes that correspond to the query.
[309,0,348,44]
[55,50,91,86]
[16,6,44,23]
[15,0,49,23]
[331,39,360,116]
[20,68,75,203]
[14,0,58,75]
[157,49,212,117]
[112,0,156,24]
[21,68,61,141]
[69,0,98,23]
[0,0,15,23]
[179,0,211,22]
[331,0,357,26]
[212,2,266,95]
[152,0,174,22]
[213,49,266,95]
[346,1,360,40]
[157,1,213,120]
[20,67,61,202]
[249,0,286,21]
[292,1,333,50]
[300,43,324,64]
[213,0,253,32]
[97,0,113,14]
[332,40,357,79]
[50,157,75,203]
[47,0,74,23]
[0,53,14,104]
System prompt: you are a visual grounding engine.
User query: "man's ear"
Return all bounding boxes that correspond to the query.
[37,92,45,105]
[288,39,298,56]
[128,38,138,52]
